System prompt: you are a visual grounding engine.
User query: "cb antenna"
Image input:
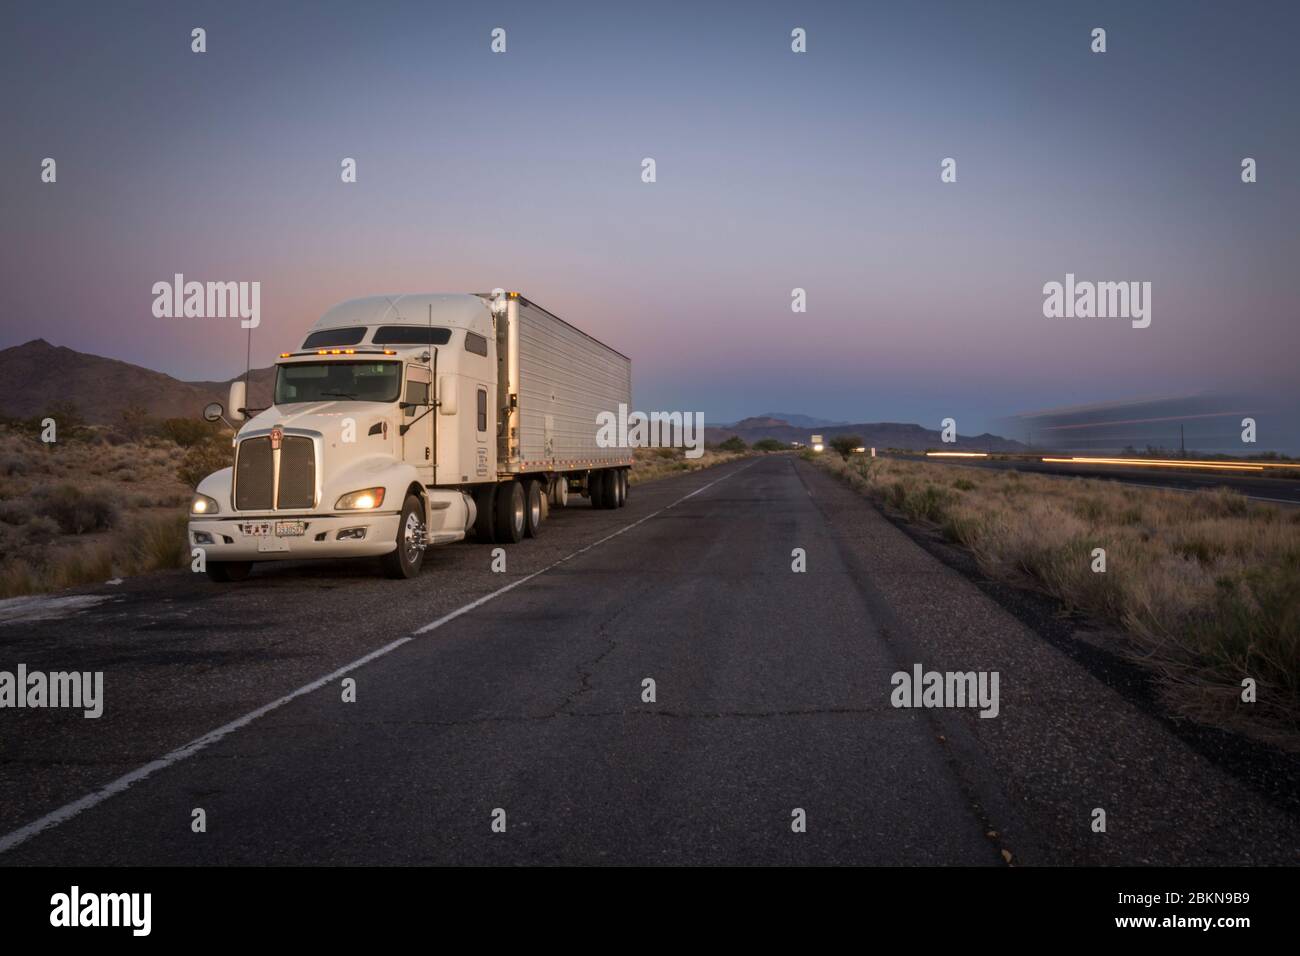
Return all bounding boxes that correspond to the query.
[243,322,254,408]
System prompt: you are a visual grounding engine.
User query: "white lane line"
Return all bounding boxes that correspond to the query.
[0,462,752,856]
[418,463,749,634]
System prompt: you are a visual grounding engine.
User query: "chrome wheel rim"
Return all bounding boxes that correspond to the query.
[402,511,425,563]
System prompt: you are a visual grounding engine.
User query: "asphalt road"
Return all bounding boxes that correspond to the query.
[1,456,1296,865]
[889,453,1300,504]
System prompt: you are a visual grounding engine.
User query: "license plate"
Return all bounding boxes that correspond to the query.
[240,521,305,538]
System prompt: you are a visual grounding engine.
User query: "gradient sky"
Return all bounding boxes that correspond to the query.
[2,1,1298,445]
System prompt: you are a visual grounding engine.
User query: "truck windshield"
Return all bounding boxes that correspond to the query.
[274,361,402,404]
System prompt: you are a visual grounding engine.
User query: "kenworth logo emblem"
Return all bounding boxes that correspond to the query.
[270,427,283,450]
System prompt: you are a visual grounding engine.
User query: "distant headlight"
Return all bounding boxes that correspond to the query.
[190,493,219,515]
[336,487,386,510]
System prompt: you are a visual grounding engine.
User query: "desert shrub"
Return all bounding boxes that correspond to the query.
[178,438,233,488]
[159,418,220,448]
[753,438,785,452]
[31,483,120,534]
[716,436,747,453]
[21,515,60,545]
[0,498,33,525]
[829,435,863,459]
[119,404,151,441]
[43,401,86,436]
[1,454,27,476]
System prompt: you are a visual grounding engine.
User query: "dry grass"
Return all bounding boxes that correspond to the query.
[629,445,753,483]
[0,425,195,598]
[817,453,1300,744]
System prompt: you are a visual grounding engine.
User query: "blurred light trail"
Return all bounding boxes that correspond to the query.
[1041,457,1266,472]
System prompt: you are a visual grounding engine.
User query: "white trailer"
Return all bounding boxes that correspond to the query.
[188,292,633,581]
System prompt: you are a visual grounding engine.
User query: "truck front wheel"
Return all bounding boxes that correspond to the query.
[473,483,496,542]
[494,480,525,543]
[381,494,426,579]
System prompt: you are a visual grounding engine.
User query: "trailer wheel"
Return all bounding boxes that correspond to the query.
[524,479,544,538]
[587,469,606,508]
[205,560,252,583]
[472,483,496,542]
[598,469,618,509]
[616,468,628,507]
[554,476,569,507]
[494,480,525,543]
[381,494,426,579]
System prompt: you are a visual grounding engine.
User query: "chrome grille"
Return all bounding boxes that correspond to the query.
[234,433,317,510]
[278,437,316,509]
[234,437,273,510]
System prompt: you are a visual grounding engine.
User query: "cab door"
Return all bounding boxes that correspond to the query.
[401,365,434,480]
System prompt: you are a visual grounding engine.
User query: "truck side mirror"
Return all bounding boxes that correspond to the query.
[228,380,247,422]
[437,376,457,415]
[202,402,224,423]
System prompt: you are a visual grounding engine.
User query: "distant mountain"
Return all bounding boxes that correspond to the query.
[754,412,848,429]
[0,342,1027,452]
[0,339,272,425]
[706,417,1027,453]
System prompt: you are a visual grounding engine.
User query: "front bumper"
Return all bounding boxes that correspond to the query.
[188,512,401,561]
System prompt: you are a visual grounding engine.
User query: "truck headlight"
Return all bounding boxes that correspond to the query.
[190,493,220,515]
[335,487,386,510]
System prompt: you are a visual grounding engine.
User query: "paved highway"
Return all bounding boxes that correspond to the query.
[1,456,1296,864]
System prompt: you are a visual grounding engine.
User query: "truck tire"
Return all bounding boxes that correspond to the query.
[524,479,544,538]
[494,480,525,543]
[205,560,252,583]
[381,494,426,579]
[552,476,569,508]
[616,468,628,507]
[587,469,606,508]
[610,469,623,508]
[473,483,496,542]
[598,469,618,509]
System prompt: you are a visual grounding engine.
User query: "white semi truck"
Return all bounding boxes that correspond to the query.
[188,292,633,581]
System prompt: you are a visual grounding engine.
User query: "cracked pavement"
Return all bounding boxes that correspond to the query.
[1,455,1295,864]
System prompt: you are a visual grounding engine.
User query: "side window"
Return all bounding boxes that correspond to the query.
[465,331,488,357]
[405,379,429,417]
[477,388,488,432]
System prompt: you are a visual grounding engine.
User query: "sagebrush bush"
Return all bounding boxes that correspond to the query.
[32,483,120,535]
[178,438,233,488]
[160,418,221,448]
